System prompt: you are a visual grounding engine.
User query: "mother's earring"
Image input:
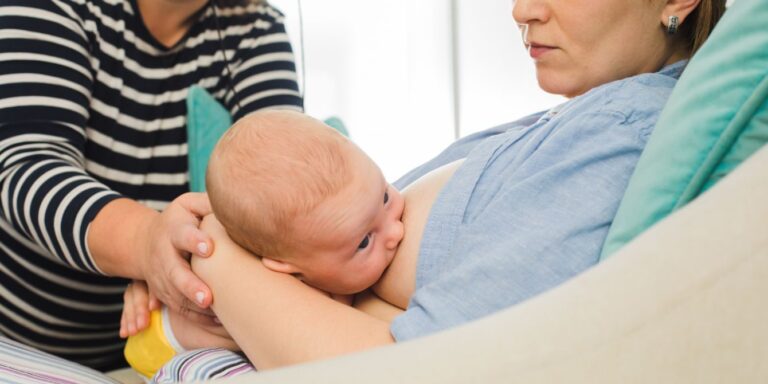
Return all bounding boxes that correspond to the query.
[667,15,679,35]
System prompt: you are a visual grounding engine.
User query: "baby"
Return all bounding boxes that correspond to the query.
[125,110,405,378]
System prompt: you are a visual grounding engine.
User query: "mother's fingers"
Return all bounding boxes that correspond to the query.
[120,284,136,338]
[132,282,150,331]
[148,290,161,311]
[119,288,131,339]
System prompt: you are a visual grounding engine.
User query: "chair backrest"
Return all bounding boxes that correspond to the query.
[600,0,768,260]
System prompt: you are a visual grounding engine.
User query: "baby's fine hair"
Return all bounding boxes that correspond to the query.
[206,109,353,258]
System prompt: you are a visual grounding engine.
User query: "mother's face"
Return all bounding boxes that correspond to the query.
[513,0,673,98]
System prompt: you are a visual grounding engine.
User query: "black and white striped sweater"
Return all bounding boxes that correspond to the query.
[0,0,302,370]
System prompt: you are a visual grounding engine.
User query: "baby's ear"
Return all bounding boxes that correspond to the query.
[261,257,299,274]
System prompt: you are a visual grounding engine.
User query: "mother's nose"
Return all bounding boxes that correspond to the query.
[512,0,549,25]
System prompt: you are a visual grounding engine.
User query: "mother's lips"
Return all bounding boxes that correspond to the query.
[527,42,556,60]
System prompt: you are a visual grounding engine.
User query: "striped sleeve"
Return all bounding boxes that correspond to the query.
[152,348,255,383]
[0,0,122,274]
[0,336,118,384]
[223,4,303,119]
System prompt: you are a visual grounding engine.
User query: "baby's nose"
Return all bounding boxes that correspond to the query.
[385,219,405,250]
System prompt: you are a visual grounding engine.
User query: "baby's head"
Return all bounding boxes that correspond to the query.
[207,110,405,294]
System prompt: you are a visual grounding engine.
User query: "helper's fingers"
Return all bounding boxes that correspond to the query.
[168,262,212,309]
[176,192,212,219]
[171,222,213,258]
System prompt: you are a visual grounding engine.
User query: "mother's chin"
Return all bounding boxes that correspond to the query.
[533,64,593,98]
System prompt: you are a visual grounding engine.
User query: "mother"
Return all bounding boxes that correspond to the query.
[169,0,726,375]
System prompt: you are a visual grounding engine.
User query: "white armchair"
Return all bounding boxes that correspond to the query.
[224,141,768,384]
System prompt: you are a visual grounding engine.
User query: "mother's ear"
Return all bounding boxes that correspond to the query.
[661,0,701,31]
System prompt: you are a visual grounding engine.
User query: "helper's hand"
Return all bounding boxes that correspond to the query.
[119,280,160,338]
[137,192,217,322]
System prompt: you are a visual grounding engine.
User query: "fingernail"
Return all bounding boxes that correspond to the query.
[196,291,205,304]
[197,242,208,255]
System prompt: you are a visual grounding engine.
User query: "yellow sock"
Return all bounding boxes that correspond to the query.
[124,309,179,379]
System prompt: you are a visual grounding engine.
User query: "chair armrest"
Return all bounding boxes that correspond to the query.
[223,145,768,384]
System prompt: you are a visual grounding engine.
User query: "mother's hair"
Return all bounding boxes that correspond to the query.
[684,0,727,54]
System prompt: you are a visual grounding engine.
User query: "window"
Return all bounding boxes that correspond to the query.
[272,0,562,180]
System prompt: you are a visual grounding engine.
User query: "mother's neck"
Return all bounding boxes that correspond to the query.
[136,0,209,48]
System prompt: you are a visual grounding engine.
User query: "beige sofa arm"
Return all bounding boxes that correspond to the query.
[225,145,768,384]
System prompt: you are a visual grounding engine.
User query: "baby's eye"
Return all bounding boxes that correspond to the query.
[383,191,389,205]
[357,233,371,251]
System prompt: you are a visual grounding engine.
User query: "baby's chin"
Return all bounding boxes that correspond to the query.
[351,266,392,294]
[366,266,391,292]
[343,281,379,295]
[310,280,372,296]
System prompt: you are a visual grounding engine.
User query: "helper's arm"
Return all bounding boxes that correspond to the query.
[0,2,215,314]
[193,215,395,370]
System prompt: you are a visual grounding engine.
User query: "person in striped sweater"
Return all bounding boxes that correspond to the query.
[0,0,302,371]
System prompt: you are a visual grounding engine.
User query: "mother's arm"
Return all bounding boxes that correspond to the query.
[192,215,394,370]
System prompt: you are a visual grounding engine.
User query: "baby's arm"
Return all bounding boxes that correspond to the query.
[326,290,399,320]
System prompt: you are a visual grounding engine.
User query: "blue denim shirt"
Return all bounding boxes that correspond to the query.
[390,61,687,340]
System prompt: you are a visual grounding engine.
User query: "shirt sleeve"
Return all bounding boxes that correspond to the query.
[391,107,653,340]
[0,1,121,274]
[227,5,303,119]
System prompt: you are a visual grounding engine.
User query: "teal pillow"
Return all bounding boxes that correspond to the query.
[600,0,768,260]
[186,87,350,192]
[323,116,349,137]
[186,85,232,192]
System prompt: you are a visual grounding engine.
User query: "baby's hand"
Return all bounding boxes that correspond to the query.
[120,280,161,338]
[166,307,238,351]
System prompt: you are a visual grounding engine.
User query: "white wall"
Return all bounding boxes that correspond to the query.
[454,0,564,136]
[271,0,455,180]
[270,0,564,180]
